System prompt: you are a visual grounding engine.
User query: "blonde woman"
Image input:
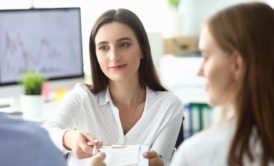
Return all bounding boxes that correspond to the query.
[171,2,274,166]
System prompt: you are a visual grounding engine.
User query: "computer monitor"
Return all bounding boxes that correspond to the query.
[0,7,84,98]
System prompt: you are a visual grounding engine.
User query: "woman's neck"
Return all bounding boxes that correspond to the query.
[109,81,146,107]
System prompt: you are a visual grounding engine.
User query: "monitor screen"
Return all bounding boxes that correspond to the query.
[0,7,84,86]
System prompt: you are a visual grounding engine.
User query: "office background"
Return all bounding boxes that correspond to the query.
[0,0,273,136]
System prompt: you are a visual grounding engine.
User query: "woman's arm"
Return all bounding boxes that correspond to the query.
[42,85,84,151]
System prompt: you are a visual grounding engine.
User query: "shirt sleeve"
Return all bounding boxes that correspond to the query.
[42,85,83,152]
[151,96,184,165]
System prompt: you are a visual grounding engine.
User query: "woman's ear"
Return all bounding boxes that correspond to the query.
[231,51,243,80]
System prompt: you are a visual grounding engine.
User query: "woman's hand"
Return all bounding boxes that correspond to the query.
[86,152,106,166]
[143,150,163,166]
[63,130,102,159]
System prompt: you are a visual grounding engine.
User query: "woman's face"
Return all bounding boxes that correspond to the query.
[94,22,142,84]
[198,25,237,106]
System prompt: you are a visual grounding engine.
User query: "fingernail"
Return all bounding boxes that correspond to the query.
[143,152,147,157]
[87,142,93,145]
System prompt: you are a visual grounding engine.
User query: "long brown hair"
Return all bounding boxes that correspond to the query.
[207,2,274,166]
[88,8,166,93]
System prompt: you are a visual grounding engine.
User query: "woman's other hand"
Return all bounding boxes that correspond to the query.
[63,130,102,159]
[143,150,163,166]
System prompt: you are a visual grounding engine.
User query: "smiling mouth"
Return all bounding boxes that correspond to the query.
[109,64,127,70]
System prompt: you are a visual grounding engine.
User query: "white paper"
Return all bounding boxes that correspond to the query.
[68,145,149,166]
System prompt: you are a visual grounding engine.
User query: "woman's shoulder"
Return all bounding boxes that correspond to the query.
[70,83,96,96]
[150,88,182,104]
[184,121,234,148]
[173,122,234,165]
[62,83,99,102]
[73,82,90,91]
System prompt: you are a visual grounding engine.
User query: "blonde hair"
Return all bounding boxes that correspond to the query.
[207,2,274,166]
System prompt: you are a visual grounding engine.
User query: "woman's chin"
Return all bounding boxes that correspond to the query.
[208,98,222,107]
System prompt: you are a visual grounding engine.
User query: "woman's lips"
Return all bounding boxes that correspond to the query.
[109,64,127,71]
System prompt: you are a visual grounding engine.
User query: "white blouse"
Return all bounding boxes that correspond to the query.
[43,83,184,165]
[170,119,274,166]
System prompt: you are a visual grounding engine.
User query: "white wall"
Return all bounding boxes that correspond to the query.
[176,0,274,36]
[1,0,273,37]
[1,0,273,100]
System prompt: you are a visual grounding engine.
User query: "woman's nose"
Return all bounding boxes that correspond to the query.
[109,48,121,61]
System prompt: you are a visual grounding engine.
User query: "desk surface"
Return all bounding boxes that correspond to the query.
[0,98,58,123]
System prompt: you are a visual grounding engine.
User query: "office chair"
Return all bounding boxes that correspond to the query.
[175,116,184,149]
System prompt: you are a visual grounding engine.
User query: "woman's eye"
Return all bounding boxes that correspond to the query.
[98,45,109,51]
[119,42,131,48]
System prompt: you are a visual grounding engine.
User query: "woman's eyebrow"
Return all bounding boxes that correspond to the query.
[96,41,108,46]
[116,37,132,43]
[96,37,132,46]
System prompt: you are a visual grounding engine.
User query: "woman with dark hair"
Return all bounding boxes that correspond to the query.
[44,8,184,166]
[170,2,274,166]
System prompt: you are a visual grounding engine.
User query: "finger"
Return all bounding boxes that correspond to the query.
[82,133,103,147]
[87,139,99,145]
[79,138,92,154]
[143,150,158,159]
[87,139,103,150]
[80,133,99,151]
[149,157,163,166]
[75,148,92,159]
[93,152,106,160]
[82,132,96,142]
[87,152,106,166]
[94,139,103,148]
[87,140,103,154]
[144,151,163,166]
